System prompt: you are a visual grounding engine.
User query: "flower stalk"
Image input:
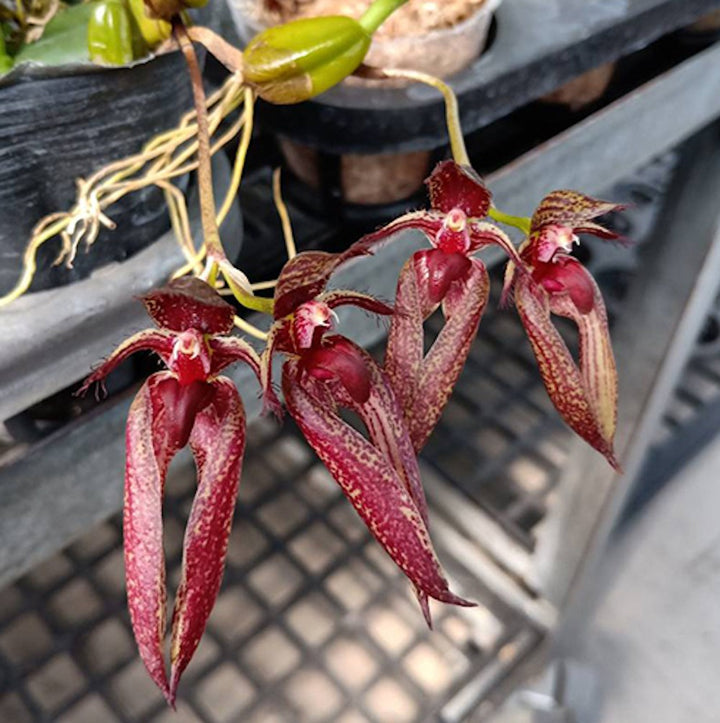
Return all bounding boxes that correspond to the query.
[173,19,224,267]
[359,0,409,34]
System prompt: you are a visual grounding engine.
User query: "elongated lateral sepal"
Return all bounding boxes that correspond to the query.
[386,253,489,451]
[514,274,619,468]
[169,378,246,704]
[124,373,214,703]
[284,357,473,609]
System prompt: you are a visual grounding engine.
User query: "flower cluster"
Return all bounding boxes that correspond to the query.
[83,158,622,704]
[0,0,626,705]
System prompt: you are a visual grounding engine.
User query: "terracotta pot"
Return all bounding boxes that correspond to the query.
[540,62,616,112]
[280,137,434,205]
[689,9,720,33]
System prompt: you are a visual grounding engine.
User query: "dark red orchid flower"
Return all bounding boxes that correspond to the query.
[81,277,265,706]
[263,260,473,624]
[356,160,521,451]
[501,190,624,469]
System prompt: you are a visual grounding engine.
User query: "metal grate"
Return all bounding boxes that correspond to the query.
[422,298,571,551]
[0,413,541,723]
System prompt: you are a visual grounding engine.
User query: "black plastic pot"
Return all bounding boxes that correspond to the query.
[0,51,193,296]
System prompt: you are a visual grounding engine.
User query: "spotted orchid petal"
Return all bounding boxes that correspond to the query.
[352,210,445,254]
[123,372,215,703]
[283,352,473,610]
[79,329,175,394]
[168,377,246,704]
[320,338,441,624]
[386,251,490,452]
[514,273,619,468]
[274,252,340,320]
[500,258,518,309]
[319,289,394,317]
[209,335,261,377]
[209,336,283,418]
[530,190,623,238]
[469,221,522,262]
[426,160,492,218]
[259,321,291,415]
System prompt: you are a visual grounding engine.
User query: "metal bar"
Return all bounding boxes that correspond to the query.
[532,123,720,640]
[487,41,720,217]
[622,397,720,525]
[256,0,720,153]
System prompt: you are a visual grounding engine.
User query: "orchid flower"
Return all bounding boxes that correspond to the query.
[501,191,624,469]
[262,259,473,624]
[81,277,266,705]
[356,160,521,451]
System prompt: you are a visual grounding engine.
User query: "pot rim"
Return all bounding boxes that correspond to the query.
[234,0,504,43]
[369,0,503,43]
[0,47,179,90]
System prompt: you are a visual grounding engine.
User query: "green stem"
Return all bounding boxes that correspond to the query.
[359,0,408,35]
[488,207,532,235]
[360,67,532,236]
[370,68,470,165]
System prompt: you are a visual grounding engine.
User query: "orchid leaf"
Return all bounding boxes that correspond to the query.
[13,3,94,67]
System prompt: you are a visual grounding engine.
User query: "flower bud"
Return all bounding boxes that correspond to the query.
[87,0,134,66]
[128,0,171,46]
[243,16,371,105]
